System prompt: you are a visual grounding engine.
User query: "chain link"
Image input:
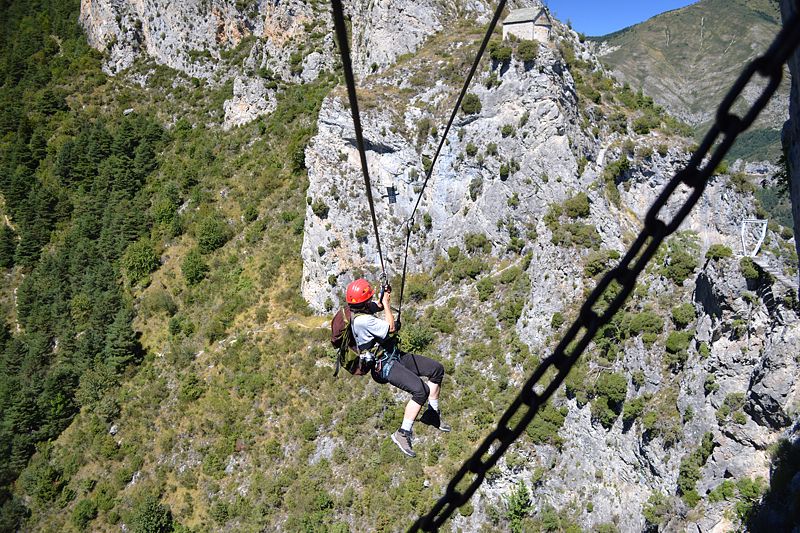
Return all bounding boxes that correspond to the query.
[410,9,800,531]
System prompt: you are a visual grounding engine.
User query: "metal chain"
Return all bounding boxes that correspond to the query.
[410,8,800,531]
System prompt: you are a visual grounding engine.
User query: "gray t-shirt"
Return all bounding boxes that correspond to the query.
[352,311,390,351]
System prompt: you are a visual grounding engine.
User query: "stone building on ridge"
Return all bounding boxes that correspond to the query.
[502,7,553,43]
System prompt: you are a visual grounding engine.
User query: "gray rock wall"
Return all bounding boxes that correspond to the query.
[301,43,590,311]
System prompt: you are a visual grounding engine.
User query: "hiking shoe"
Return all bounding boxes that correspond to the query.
[391,429,416,457]
[419,407,451,432]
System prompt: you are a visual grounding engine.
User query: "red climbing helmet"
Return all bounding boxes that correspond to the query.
[346,278,374,304]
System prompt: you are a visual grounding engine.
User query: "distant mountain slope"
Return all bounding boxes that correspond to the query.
[591,0,790,161]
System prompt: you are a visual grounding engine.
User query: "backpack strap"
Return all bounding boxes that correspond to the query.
[333,307,353,378]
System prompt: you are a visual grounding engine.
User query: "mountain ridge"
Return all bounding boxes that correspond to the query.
[590,0,790,162]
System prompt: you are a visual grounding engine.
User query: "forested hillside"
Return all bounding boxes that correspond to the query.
[0,0,332,529]
[0,0,798,532]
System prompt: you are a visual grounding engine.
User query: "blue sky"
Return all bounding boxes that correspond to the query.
[545,0,698,36]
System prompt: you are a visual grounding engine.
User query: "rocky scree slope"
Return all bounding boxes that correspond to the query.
[302,14,800,532]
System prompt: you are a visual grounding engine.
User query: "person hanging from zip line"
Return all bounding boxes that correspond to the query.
[346,278,450,457]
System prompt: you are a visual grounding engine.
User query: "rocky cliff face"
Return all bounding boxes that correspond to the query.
[302,13,799,531]
[80,0,338,127]
[79,0,507,128]
[301,31,586,312]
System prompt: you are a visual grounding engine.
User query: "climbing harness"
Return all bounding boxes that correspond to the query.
[409,9,800,532]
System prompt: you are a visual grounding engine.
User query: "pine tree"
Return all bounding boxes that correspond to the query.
[0,225,17,269]
[506,480,532,533]
[112,118,138,160]
[103,307,141,373]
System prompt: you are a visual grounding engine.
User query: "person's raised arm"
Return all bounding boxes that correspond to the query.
[382,286,395,333]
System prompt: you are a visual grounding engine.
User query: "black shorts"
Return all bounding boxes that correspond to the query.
[373,352,444,405]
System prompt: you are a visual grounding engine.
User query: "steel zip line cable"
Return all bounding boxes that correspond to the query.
[395,0,507,318]
[330,0,386,276]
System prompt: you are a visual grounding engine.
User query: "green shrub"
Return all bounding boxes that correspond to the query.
[130,494,173,533]
[739,257,760,280]
[708,480,736,503]
[516,40,539,63]
[553,222,601,250]
[427,306,455,334]
[501,124,515,138]
[664,249,698,284]
[622,396,646,423]
[71,498,98,530]
[122,238,159,284]
[469,177,483,201]
[477,277,496,302]
[461,93,482,115]
[197,214,230,254]
[182,248,209,285]
[706,244,733,261]
[677,433,715,505]
[489,41,512,63]
[671,303,696,329]
[525,403,566,446]
[178,373,204,403]
[603,155,630,182]
[730,172,755,193]
[583,249,619,277]
[632,113,660,134]
[400,322,434,352]
[565,364,589,406]
[564,192,590,218]
[591,372,627,429]
[447,246,460,261]
[632,370,645,389]
[498,297,525,324]
[141,288,177,317]
[550,312,565,329]
[595,372,627,404]
[716,392,746,424]
[665,330,693,370]
[404,273,434,302]
[627,311,664,337]
[699,342,710,357]
[465,142,478,157]
[505,480,531,532]
[499,164,510,180]
[465,233,491,254]
[643,492,670,528]
[704,375,719,395]
[311,198,329,219]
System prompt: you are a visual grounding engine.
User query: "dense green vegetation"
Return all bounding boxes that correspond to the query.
[0,0,136,525]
